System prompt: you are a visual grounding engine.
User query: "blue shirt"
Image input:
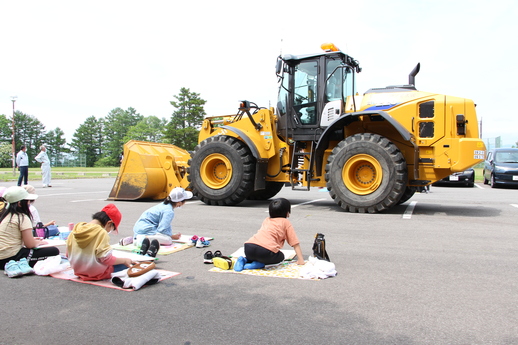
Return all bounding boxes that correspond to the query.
[133,202,175,237]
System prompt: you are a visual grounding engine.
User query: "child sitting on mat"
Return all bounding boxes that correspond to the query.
[132,187,192,246]
[0,186,60,277]
[66,204,135,281]
[234,198,305,272]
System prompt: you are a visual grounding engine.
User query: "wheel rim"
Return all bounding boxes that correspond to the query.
[343,154,383,195]
[200,153,232,189]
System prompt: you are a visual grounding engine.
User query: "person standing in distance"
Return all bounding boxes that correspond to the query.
[15,145,29,187]
[35,145,52,188]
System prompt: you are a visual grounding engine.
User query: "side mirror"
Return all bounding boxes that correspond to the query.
[276,57,283,75]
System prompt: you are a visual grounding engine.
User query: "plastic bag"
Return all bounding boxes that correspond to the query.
[34,255,69,276]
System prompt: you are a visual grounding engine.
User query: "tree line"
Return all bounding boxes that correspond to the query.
[0,88,206,168]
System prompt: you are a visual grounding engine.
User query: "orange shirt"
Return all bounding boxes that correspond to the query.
[245,217,299,253]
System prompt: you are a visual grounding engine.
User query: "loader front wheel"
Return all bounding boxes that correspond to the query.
[247,181,285,200]
[188,136,255,206]
[397,186,417,205]
[325,133,407,213]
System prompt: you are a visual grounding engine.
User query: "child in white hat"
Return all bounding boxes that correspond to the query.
[132,187,193,251]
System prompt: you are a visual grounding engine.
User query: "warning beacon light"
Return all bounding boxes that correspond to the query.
[321,43,340,52]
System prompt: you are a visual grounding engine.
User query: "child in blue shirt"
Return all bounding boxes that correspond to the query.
[133,187,192,246]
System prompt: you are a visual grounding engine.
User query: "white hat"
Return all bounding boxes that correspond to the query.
[3,186,38,203]
[169,187,193,202]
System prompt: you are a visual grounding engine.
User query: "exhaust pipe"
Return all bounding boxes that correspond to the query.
[409,63,420,86]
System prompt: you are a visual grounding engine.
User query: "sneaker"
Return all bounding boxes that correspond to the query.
[4,260,24,278]
[17,258,34,275]
[213,250,222,258]
[139,238,150,256]
[203,251,214,264]
[145,239,160,257]
[190,235,199,245]
[233,256,247,272]
[196,237,210,248]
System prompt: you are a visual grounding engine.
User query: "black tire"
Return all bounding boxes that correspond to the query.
[188,136,255,205]
[490,174,497,189]
[483,170,489,184]
[397,186,417,204]
[325,133,407,213]
[247,181,285,200]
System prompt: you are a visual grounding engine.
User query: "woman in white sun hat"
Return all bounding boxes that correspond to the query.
[0,186,60,277]
[132,187,193,247]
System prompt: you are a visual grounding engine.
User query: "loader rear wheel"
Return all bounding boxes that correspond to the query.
[188,136,255,206]
[247,181,285,200]
[325,133,407,213]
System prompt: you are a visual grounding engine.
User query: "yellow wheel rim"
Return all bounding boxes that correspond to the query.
[343,154,382,195]
[200,153,232,189]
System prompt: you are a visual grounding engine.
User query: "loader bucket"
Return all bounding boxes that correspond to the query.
[108,140,191,201]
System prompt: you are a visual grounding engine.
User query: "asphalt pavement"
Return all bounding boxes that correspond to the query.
[0,179,516,345]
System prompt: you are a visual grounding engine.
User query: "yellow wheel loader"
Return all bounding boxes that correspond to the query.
[109,43,486,213]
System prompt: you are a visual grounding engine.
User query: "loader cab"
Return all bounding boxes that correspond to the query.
[276,49,360,140]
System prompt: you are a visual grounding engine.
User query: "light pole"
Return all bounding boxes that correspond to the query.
[10,96,17,175]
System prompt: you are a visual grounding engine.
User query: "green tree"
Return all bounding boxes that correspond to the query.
[0,115,14,168]
[123,116,167,143]
[163,87,206,150]
[71,116,104,167]
[0,114,12,143]
[102,107,143,166]
[0,142,12,168]
[46,127,69,157]
[13,111,47,166]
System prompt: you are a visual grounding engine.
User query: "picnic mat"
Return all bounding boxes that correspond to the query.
[50,268,180,291]
[210,248,321,280]
[209,261,319,280]
[38,239,67,248]
[111,235,214,255]
[112,242,193,255]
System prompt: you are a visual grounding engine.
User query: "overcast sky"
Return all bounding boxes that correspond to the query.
[1,0,516,147]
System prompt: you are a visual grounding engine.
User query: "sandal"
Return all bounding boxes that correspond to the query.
[127,261,156,277]
[203,251,214,264]
[213,250,222,258]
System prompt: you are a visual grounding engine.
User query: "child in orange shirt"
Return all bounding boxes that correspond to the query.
[234,198,304,272]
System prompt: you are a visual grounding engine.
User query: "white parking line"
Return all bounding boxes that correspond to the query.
[403,201,417,219]
[265,198,326,212]
[38,191,110,197]
[474,183,484,189]
[292,198,326,207]
[511,204,518,208]
[71,198,109,203]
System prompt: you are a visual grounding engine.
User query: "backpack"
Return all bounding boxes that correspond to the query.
[312,233,330,261]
